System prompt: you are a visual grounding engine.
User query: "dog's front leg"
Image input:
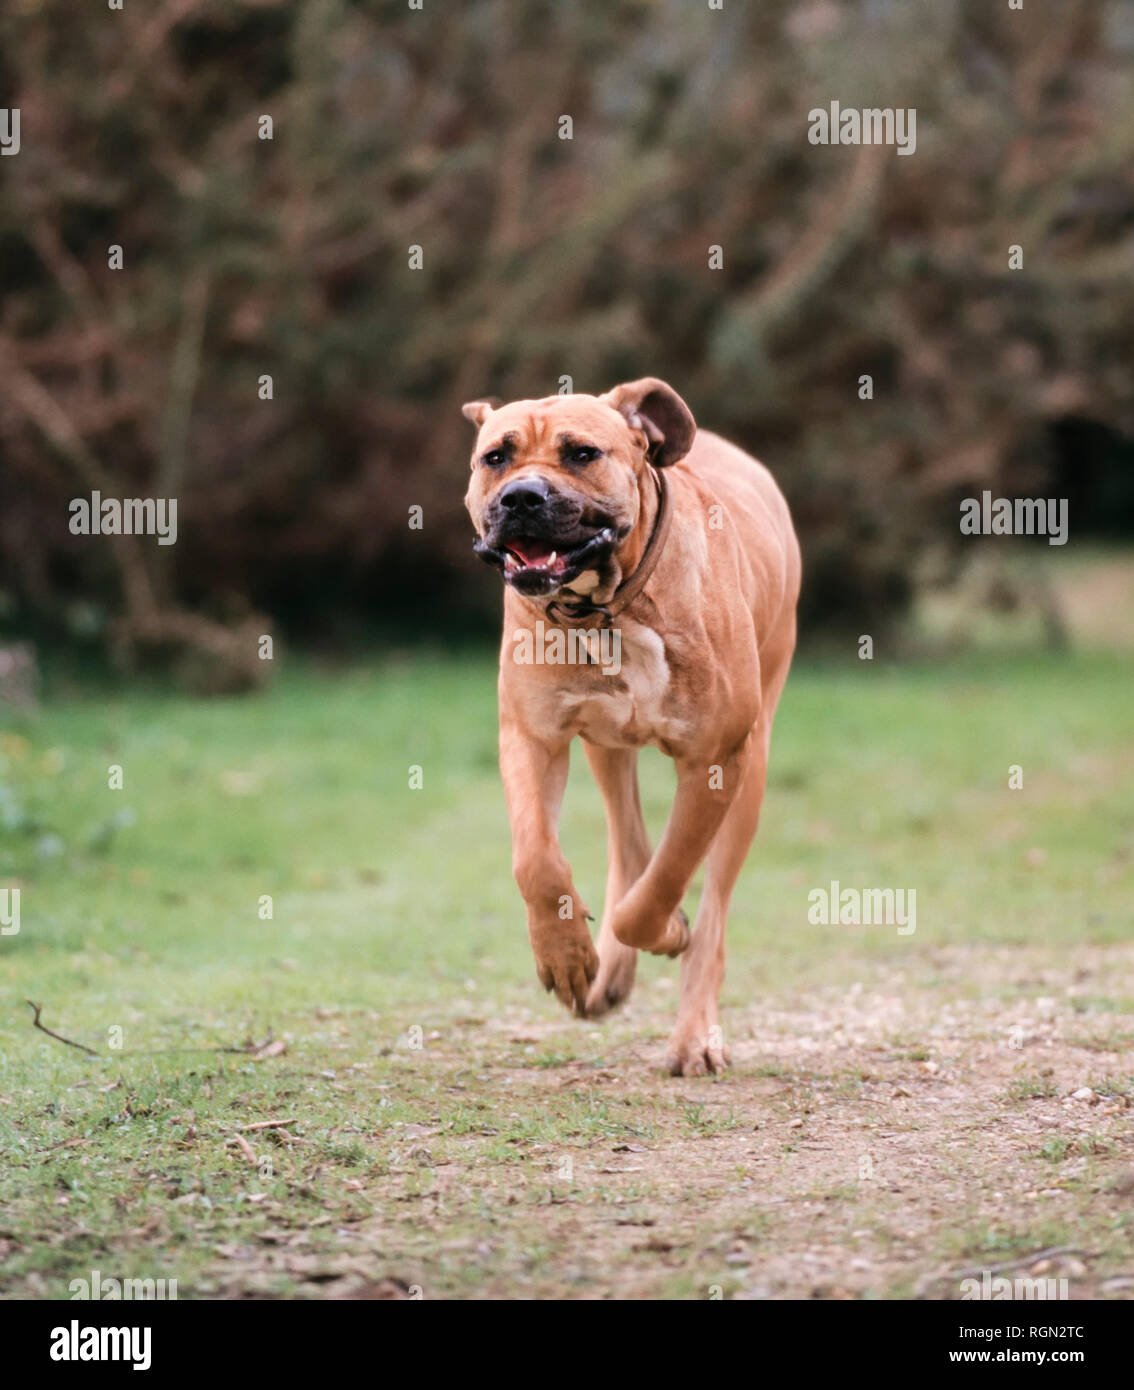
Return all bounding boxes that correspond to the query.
[609,735,753,956]
[581,742,652,1016]
[499,718,599,1014]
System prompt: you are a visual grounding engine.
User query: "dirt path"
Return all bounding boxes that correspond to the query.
[194,944,1134,1300]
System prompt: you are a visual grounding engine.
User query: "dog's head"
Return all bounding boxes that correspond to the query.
[463,378,695,599]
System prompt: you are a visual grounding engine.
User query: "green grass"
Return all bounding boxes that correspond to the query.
[1,648,1132,1298]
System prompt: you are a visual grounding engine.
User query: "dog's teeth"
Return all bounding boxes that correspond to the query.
[548,551,557,566]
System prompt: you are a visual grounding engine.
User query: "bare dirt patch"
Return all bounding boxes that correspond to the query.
[193,943,1134,1300]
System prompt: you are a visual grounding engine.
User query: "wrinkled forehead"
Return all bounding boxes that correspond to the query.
[477,396,630,451]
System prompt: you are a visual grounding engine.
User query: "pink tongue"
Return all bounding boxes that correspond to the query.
[510,540,553,564]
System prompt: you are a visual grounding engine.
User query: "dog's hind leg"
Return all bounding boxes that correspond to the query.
[665,624,796,1076]
[581,742,654,1016]
[664,727,767,1075]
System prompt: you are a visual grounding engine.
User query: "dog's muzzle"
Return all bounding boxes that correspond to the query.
[473,477,621,597]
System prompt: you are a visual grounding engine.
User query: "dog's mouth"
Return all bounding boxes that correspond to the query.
[502,537,576,579]
[474,526,619,596]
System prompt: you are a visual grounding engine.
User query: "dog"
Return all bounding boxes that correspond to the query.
[464,379,800,1075]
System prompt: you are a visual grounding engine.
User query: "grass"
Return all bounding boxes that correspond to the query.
[0,646,1132,1299]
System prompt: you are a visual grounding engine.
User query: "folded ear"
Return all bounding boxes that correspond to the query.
[601,377,696,467]
[461,400,498,428]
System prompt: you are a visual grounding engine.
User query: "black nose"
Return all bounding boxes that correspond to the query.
[498,478,551,514]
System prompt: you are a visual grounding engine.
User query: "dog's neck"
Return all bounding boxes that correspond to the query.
[613,464,661,590]
[539,462,669,627]
[554,464,657,608]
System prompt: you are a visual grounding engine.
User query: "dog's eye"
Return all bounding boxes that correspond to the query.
[567,445,601,465]
[481,449,508,468]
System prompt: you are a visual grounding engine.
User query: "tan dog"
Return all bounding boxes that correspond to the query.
[464,379,800,1075]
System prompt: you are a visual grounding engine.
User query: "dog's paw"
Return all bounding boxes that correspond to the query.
[664,1019,729,1077]
[531,925,599,1016]
[661,906,691,958]
[610,890,690,957]
[583,939,638,1017]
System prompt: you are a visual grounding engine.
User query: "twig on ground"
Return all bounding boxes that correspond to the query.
[226,1133,258,1165]
[23,1003,285,1060]
[915,1245,1091,1297]
[25,1000,98,1056]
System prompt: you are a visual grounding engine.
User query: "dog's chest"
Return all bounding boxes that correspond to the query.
[549,621,691,751]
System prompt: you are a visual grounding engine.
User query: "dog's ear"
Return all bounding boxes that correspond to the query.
[461,400,498,428]
[601,377,696,467]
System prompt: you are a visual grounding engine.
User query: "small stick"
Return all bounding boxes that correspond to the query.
[226,1134,257,1164]
[25,1000,276,1060]
[233,1119,297,1132]
[26,1000,98,1056]
[950,1245,1090,1281]
[915,1245,1090,1297]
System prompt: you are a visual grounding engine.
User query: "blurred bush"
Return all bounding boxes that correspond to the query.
[0,0,1132,685]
